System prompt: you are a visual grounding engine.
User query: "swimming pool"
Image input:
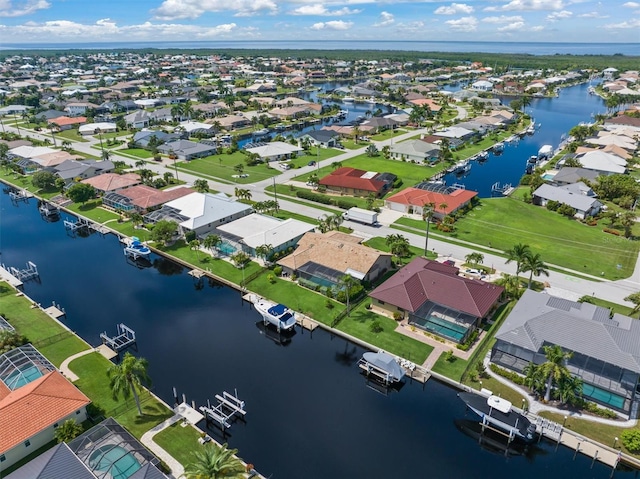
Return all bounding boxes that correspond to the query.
[582,383,626,410]
[88,445,141,479]
[542,173,556,181]
[3,364,44,390]
[218,240,237,256]
[413,315,467,342]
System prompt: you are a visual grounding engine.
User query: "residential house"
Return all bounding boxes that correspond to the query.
[277,231,392,286]
[48,116,87,131]
[576,150,626,176]
[216,213,315,257]
[80,172,141,195]
[52,159,114,184]
[5,418,169,479]
[244,141,302,162]
[216,114,250,130]
[389,139,440,164]
[102,185,194,213]
[385,186,477,220]
[64,102,99,117]
[78,122,117,135]
[369,258,503,343]
[0,345,91,472]
[144,192,252,237]
[157,140,216,160]
[132,130,182,148]
[491,289,640,415]
[532,183,603,219]
[299,130,340,148]
[319,167,396,197]
[551,167,600,186]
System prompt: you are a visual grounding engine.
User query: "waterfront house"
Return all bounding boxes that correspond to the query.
[145,192,252,237]
[389,139,440,164]
[277,231,392,286]
[52,159,114,184]
[0,345,91,472]
[5,418,169,478]
[384,186,477,220]
[532,183,603,219]
[551,167,600,186]
[102,185,194,213]
[575,150,627,176]
[216,213,315,257]
[369,258,503,343]
[318,167,396,197]
[299,130,340,148]
[80,172,141,195]
[491,290,640,415]
[157,140,216,161]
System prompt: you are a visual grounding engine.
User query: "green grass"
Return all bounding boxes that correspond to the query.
[586,296,639,318]
[432,354,468,382]
[539,411,638,457]
[154,422,202,468]
[362,236,437,261]
[66,201,121,223]
[39,336,90,367]
[56,129,88,142]
[113,400,174,439]
[176,152,280,184]
[396,196,640,279]
[118,148,153,159]
[248,273,342,324]
[337,302,433,363]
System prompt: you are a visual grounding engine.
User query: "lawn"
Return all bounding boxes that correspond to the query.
[118,148,154,159]
[56,129,88,142]
[247,273,342,325]
[0,171,61,199]
[66,201,121,224]
[432,354,468,382]
[0,283,89,365]
[176,152,280,184]
[337,302,433,364]
[395,196,640,279]
[292,153,449,195]
[363,236,437,261]
[154,422,201,469]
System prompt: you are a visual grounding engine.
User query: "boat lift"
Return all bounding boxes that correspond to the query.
[100,323,136,352]
[199,390,246,431]
[1,261,39,283]
[9,189,30,203]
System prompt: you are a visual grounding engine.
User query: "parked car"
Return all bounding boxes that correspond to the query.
[308,160,316,166]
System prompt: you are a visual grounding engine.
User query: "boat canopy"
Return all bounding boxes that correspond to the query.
[267,303,288,317]
[362,351,405,381]
[487,395,512,414]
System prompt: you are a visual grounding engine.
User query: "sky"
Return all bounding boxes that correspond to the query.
[0,0,639,44]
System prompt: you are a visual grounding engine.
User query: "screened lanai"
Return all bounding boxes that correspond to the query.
[0,344,56,391]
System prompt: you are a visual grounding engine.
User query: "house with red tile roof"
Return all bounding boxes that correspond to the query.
[0,345,91,472]
[319,167,396,197]
[369,258,503,343]
[81,172,141,194]
[384,186,477,220]
[47,116,87,131]
[103,185,194,213]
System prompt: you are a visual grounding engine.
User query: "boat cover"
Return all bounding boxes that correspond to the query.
[362,351,405,381]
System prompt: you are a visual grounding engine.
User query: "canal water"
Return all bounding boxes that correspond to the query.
[0,190,633,478]
[442,80,606,197]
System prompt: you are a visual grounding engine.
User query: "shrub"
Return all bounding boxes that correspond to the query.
[267,274,276,284]
[369,320,383,334]
[604,228,622,236]
[296,190,332,204]
[336,199,357,210]
[272,265,282,276]
[184,230,196,242]
[489,364,525,385]
[621,430,640,452]
[392,311,402,321]
[325,299,334,309]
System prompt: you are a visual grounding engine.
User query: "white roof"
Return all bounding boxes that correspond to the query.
[577,151,626,174]
[216,213,314,249]
[245,141,302,158]
[179,120,214,132]
[487,395,512,414]
[165,192,252,230]
[9,145,57,158]
[586,135,636,150]
[78,122,116,133]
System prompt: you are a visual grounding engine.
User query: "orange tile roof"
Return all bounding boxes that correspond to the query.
[0,371,91,452]
[81,172,141,192]
[48,116,87,126]
[386,187,477,215]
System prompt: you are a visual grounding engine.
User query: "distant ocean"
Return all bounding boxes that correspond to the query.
[1,40,638,56]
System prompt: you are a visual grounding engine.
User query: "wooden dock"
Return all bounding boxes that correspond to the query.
[188,269,206,279]
[44,304,65,319]
[296,314,318,331]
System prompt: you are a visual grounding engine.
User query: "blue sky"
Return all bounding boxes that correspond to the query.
[0,0,639,44]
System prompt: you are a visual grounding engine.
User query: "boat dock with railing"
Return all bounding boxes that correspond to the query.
[200,390,246,431]
[100,323,136,352]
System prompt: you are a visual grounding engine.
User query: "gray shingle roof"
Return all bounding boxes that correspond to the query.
[4,443,94,479]
[495,290,640,373]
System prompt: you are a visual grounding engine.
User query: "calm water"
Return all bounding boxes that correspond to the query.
[2,41,638,56]
[442,81,606,197]
[0,191,635,479]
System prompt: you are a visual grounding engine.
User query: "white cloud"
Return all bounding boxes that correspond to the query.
[484,0,565,12]
[622,2,640,7]
[394,20,425,33]
[530,25,545,31]
[434,3,474,15]
[290,5,361,16]
[604,18,640,29]
[498,21,525,31]
[483,15,524,24]
[445,16,478,31]
[310,20,353,30]
[547,9,572,21]
[152,0,277,20]
[0,0,49,18]
[578,12,609,18]
[373,11,394,26]
[0,18,241,40]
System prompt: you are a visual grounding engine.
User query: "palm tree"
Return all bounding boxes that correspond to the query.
[385,234,410,265]
[163,171,174,184]
[54,418,83,443]
[538,344,573,402]
[557,373,583,406]
[505,243,530,276]
[107,352,151,416]
[193,179,210,193]
[620,210,636,238]
[184,442,245,479]
[422,202,435,257]
[338,274,358,317]
[495,273,522,299]
[255,244,273,263]
[203,234,221,256]
[327,213,343,231]
[129,212,144,228]
[624,292,640,315]
[189,239,201,260]
[521,252,549,289]
[465,252,484,267]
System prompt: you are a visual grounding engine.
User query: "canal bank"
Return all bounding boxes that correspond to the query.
[2,187,639,478]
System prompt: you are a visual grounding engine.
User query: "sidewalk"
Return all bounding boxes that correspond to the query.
[140,414,185,479]
[59,344,118,381]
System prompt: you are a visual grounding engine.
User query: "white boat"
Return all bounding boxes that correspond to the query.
[459,392,537,443]
[254,299,297,331]
[365,97,377,104]
[253,128,270,137]
[124,237,151,258]
[492,142,504,153]
[342,97,355,103]
[358,351,405,384]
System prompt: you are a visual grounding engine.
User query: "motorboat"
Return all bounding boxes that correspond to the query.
[358,351,405,384]
[492,142,504,153]
[253,128,270,137]
[458,392,537,443]
[342,96,355,103]
[254,299,297,332]
[123,237,151,259]
[476,151,489,161]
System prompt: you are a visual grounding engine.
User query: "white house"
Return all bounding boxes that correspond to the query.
[576,150,627,175]
[471,80,493,91]
[532,183,603,219]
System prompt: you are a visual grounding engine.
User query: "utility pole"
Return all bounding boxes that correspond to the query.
[273,176,278,212]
